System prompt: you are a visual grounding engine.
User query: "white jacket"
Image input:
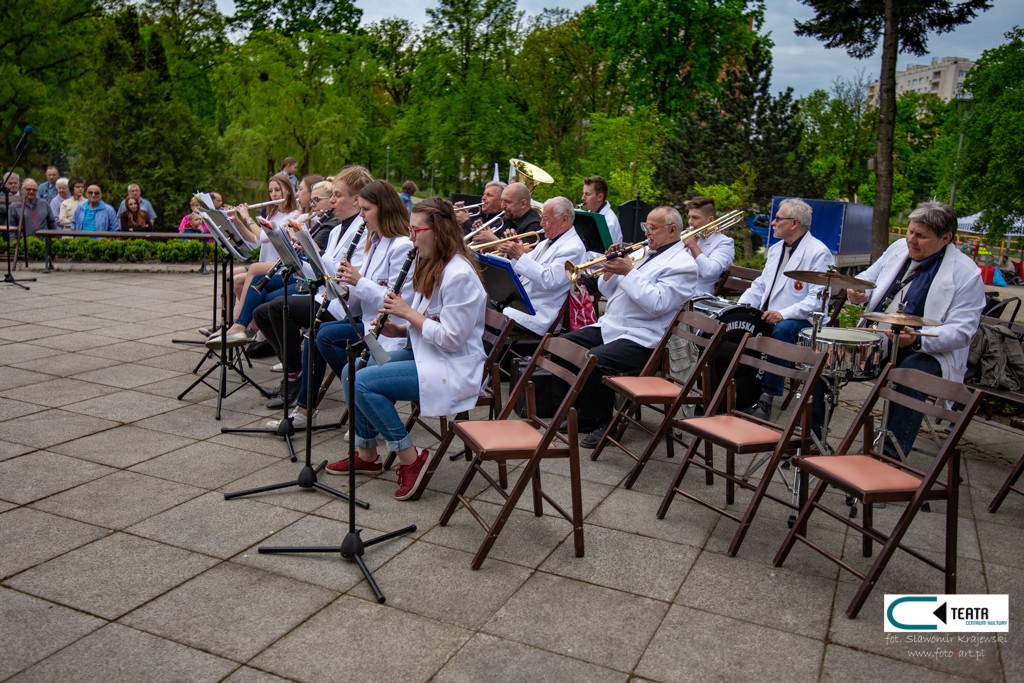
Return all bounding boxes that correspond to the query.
[309,216,365,305]
[686,232,735,296]
[858,240,984,383]
[599,201,623,245]
[410,255,487,417]
[328,234,415,352]
[504,229,587,335]
[595,240,698,348]
[739,231,834,320]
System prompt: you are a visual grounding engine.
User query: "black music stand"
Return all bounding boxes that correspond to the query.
[573,210,613,253]
[3,134,36,289]
[177,212,270,419]
[218,220,305,460]
[617,192,653,245]
[477,253,534,315]
[258,340,416,603]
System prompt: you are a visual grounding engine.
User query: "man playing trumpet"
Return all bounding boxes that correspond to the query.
[455,180,505,236]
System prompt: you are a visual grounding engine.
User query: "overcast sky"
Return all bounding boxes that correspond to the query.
[215,1,1018,98]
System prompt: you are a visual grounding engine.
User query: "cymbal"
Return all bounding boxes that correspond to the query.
[861,311,943,327]
[784,269,876,289]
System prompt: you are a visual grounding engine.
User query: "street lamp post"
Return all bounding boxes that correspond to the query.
[386,146,390,184]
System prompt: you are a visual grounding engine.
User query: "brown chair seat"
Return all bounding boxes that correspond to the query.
[603,376,682,403]
[455,419,568,458]
[797,455,927,502]
[679,415,783,451]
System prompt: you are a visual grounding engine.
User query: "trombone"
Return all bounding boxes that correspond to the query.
[471,229,544,252]
[563,209,746,282]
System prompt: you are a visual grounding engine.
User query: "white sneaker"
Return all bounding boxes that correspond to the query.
[266,409,317,430]
[271,362,283,372]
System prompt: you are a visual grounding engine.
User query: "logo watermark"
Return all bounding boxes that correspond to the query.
[884,594,1009,633]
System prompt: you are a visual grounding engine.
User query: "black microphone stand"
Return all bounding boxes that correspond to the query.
[223,274,368,507]
[258,338,416,603]
[3,136,36,289]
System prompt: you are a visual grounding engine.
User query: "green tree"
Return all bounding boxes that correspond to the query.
[956,27,1024,238]
[578,106,667,206]
[796,0,992,258]
[229,0,361,36]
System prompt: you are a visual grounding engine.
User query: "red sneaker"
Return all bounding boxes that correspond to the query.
[324,455,383,475]
[394,449,429,500]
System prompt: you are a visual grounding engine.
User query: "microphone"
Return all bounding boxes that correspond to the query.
[15,125,33,149]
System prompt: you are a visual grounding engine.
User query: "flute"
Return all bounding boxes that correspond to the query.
[360,248,418,365]
[242,198,286,210]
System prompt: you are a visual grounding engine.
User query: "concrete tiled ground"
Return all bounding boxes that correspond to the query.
[1,269,1021,682]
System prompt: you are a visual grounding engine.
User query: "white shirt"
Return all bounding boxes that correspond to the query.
[504,228,587,335]
[686,232,735,295]
[739,231,833,320]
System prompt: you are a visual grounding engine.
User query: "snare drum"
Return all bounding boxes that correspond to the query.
[798,327,883,381]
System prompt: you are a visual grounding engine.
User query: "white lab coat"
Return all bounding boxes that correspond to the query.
[599,201,623,245]
[857,240,984,383]
[594,240,698,348]
[328,234,415,352]
[309,215,365,305]
[686,232,735,296]
[739,231,834,320]
[504,229,587,335]
[409,255,487,417]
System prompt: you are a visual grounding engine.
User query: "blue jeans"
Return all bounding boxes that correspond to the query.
[340,348,419,452]
[235,273,295,327]
[885,351,942,459]
[762,318,812,397]
[303,319,363,410]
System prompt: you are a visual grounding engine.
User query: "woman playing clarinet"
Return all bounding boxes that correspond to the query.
[326,197,487,501]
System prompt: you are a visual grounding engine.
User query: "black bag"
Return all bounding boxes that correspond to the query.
[509,357,564,418]
[247,339,276,358]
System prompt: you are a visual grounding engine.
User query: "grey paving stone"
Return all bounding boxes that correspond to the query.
[1,376,120,408]
[0,323,64,342]
[221,667,292,683]
[0,408,119,449]
[7,622,237,683]
[5,532,218,619]
[34,315,110,332]
[0,366,50,391]
[586,485,720,549]
[0,507,108,578]
[9,351,120,378]
[127,492,304,559]
[31,470,205,529]
[0,439,33,462]
[69,362,181,390]
[129,441,279,489]
[370,540,532,629]
[0,343,62,366]
[119,562,336,662]
[821,644,977,682]
[541,524,696,601]
[315,476,438,539]
[250,595,471,683]
[60,389,187,423]
[483,572,668,672]
[134,403,262,440]
[0,396,43,421]
[434,632,628,683]
[472,467,616,521]
[635,604,823,682]
[0,587,105,680]
[47,425,196,468]
[232,514,414,593]
[674,550,837,640]
[0,451,115,505]
[40,331,123,353]
[214,459,341,514]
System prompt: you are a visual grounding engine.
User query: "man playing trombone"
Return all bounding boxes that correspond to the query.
[683,196,735,296]
[559,206,698,448]
[496,196,587,335]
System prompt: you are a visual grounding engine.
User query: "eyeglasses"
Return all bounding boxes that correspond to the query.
[774,215,795,223]
[312,196,329,203]
[539,214,559,224]
[641,221,672,233]
[409,225,433,236]
[86,191,100,196]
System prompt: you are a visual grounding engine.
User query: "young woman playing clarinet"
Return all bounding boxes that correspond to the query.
[326,197,487,501]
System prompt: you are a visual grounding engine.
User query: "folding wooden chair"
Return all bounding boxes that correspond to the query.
[590,310,727,489]
[988,417,1024,513]
[382,308,516,499]
[774,366,982,618]
[657,333,826,557]
[439,335,597,569]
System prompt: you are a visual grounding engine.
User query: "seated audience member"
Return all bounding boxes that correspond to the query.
[72,184,119,232]
[121,196,154,232]
[176,197,207,233]
[49,178,69,219]
[37,166,60,205]
[117,183,157,222]
[496,196,587,334]
[4,172,20,198]
[59,178,86,230]
[10,179,57,236]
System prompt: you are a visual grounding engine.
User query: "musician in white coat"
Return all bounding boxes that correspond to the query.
[560,205,698,447]
[582,175,623,245]
[847,201,984,458]
[683,196,735,296]
[497,196,587,335]
[328,198,487,501]
[739,198,834,420]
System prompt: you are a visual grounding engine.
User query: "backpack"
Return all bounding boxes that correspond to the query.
[968,322,1024,391]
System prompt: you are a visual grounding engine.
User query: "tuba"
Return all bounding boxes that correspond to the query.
[509,158,554,192]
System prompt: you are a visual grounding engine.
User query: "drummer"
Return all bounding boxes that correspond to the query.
[739,198,833,421]
[848,201,984,459]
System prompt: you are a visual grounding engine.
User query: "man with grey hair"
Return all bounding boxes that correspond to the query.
[739,197,833,420]
[559,204,698,447]
[847,201,983,458]
[10,178,56,235]
[49,178,69,218]
[456,180,505,236]
[117,183,157,222]
[496,196,587,335]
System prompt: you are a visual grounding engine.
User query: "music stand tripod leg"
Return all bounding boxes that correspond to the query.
[257,342,415,603]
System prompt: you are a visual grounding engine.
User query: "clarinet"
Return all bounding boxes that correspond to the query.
[307,221,368,333]
[343,222,367,263]
[360,247,418,364]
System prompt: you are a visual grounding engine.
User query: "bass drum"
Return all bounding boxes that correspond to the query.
[690,296,774,411]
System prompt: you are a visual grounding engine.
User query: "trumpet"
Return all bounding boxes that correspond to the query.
[471,229,544,252]
[565,240,649,283]
[455,201,485,217]
[464,211,506,242]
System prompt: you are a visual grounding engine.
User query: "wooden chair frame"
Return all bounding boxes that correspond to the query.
[657,333,826,557]
[590,309,728,489]
[773,365,982,618]
[439,335,597,569]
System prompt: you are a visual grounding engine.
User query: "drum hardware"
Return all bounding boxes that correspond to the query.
[784,267,877,290]
[860,310,942,328]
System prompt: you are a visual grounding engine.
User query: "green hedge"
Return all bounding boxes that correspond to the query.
[0,236,222,263]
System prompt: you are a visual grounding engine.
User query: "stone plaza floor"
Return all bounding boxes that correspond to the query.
[0,269,1021,682]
